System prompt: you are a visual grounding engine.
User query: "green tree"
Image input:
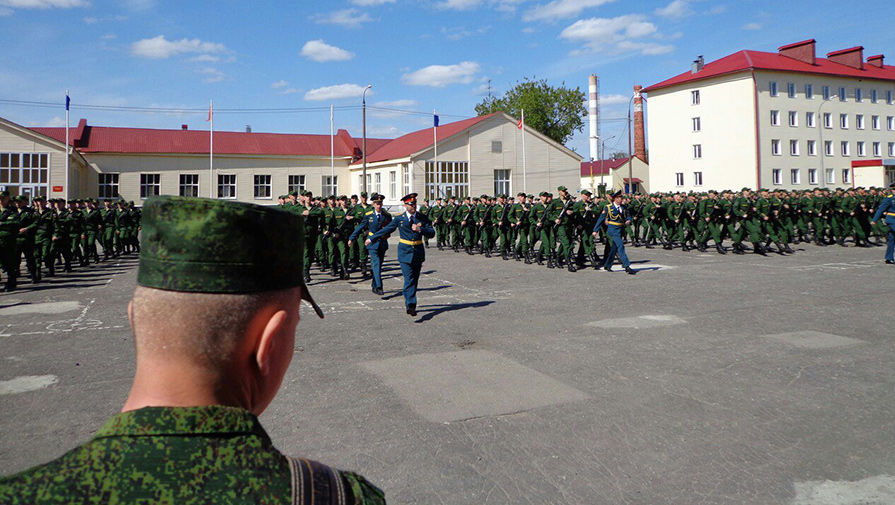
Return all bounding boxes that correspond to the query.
[475,77,586,145]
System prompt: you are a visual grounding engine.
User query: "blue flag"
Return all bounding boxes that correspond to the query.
[65,94,70,111]
[433,114,439,127]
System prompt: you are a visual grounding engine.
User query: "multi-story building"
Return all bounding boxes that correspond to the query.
[643,39,895,192]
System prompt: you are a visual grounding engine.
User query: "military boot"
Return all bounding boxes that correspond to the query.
[566,256,577,272]
[753,243,766,256]
[536,251,544,265]
[546,254,555,269]
[716,244,726,255]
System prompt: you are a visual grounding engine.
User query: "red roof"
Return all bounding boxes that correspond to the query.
[30,122,388,158]
[580,157,631,176]
[643,49,895,93]
[355,113,498,164]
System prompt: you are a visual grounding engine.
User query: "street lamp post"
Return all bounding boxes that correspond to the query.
[817,95,836,188]
[362,84,372,195]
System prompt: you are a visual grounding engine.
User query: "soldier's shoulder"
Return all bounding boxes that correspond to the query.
[339,469,387,505]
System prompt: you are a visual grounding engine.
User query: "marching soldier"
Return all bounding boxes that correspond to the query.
[592,190,636,275]
[349,193,392,295]
[870,183,895,265]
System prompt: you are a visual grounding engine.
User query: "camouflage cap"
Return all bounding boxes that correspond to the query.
[557,185,568,192]
[137,196,323,318]
[581,189,592,196]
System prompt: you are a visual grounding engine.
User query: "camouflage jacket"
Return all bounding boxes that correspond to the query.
[0,405,385,505]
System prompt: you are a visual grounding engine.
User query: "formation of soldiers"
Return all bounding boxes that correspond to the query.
[0,191,141,292]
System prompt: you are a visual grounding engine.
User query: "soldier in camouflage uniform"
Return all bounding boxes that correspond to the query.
[14,196,39,282]
[0,195,384,505]
[508,192,530,262]
[53,199,73,272]
[0,191,19,291]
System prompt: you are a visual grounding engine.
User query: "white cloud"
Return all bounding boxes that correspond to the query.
[402,61,480,87]
[654,0,692,18]
[599,93,630,106]
[350,0,394,4]
[304,84,371,101]
[0,6,12,14]
[271,80,288,89]
[742,22,761,30]
[313,8,372,28]
[560,14,673,56]
[131,35,226,59]
[197,67,225,83]
[301,39,354,62]
[0,0,87,7]
[436,0,481,9]
[523,0,614,22]
[189,54,220,62]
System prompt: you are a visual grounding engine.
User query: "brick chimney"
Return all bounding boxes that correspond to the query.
[778,39,815,64]
[866,54,884,68]
[827,46,864,70]
[633,85,646,162]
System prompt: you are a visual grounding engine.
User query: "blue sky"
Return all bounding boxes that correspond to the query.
[0,0,891,159]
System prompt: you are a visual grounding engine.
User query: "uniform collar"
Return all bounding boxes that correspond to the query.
[93,405,270,440]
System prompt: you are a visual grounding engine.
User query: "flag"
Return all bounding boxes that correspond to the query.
[517,117,523,129]
[433,114,439,127]
[65,94,70,111]
[207,101,213,122]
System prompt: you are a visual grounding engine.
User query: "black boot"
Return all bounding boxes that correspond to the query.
[784,243,794,254]
[303,267,311,283]
[523,251,531,264]
[753,243,766,256]
[501,250,507,260]
[625,266,636,275]
[567,256,577,272]
[536,251,543,265]
[697,242,707,252]
[546,255,555,268]
[716,244,726,254]
[340,266,349,280]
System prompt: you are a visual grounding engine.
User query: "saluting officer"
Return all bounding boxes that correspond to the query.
[349,193,393,295]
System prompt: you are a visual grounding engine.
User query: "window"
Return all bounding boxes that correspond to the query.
[0,152,50,196]
[808,169,818,185]
[807,140,816,156]
[806,111,815,128]
[840,113,848,129]
[857,141,866,157]
[253,174,271,199]
[855,88,863,102]
[389,170,396,200]
[770,110,780,126]
[790,169,800,185]
[693,171,703,186]
[494,169,511,195]
[822,85,831,100]
[424,161,469,201]
[771,139,781,155]
[693,144,702,159]
[692,117,701,131]
[889,142,895,157]
[873,142,881,157]
[888,91,894,105]
[856,114,865,130]
[788,111,798,127]
[373,172,381,194]
[888,116,894,130]
[871,89,878,103]
[826,169,835,184]
[179,174,199,197]
[823,112,832,128]
[839,87,847,101]
[322,175,337,197]
[140,173,161,199]
[403,165,410,195]
[842,169,851,184]
[691,90,700,105]
[805,84,813,99]
[772,169,782,185]
[359,174,371,194]
[288,175,306,195]
[769,81,778,96]
[218,174,236,199]
[675,172,684,186]
[841,141,850,156]
[790,139,800,156]
[824,140,833,156]
[491,141,502,153]
[872,115,880,130]
[787,82,796,98]
[98,173,119,200]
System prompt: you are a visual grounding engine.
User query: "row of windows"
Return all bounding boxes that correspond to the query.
[771,168,851,186]
[772,139,895,157]
[770,81,895,104]
[673,172,703,187]
[771,111,895,130]
[98,173,315,200]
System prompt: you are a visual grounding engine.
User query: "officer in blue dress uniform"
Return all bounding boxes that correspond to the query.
[348,193,393,295]
[870,182,895,265]
[592,190,637,275]
[368,193,435,316]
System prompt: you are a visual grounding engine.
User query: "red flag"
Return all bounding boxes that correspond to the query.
[206,102,213,122]
[516,117,523,129]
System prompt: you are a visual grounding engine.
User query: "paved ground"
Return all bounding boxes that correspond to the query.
[1,240,893,504]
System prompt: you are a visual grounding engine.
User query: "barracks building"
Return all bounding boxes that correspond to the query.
[0,111,581,207]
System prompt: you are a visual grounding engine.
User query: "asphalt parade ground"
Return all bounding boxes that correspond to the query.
[1,240,893,504]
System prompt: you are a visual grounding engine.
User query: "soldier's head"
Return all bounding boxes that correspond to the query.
[557,186,569,199]
[401,193,418,214]
[372,194,384,210]
[350,195,359,204]
[33,196,46,209]
[128,196,323,415]
[360,192,368,203]
[0,190,9,207]
[581,190,592,202]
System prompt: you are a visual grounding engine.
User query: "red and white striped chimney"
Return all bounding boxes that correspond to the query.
[633,85,646,162]
[588,74,599,161]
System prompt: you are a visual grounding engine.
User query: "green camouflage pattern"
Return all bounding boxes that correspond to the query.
[0,406,386,505]
[138,196,305,294]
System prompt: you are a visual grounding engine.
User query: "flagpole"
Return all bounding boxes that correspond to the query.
[208,100,214,198]
[521,109,526,194]
[433,108,438,199]
[330,104,334,194]
[64,90,70,201]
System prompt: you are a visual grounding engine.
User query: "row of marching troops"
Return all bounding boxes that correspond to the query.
[0,191,141,292]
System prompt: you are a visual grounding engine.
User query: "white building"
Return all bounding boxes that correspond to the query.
[643,39,895,193]
[579,156,650,194]
[0,112,581,204]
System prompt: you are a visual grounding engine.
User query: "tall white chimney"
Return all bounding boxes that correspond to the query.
[588,74,599,161]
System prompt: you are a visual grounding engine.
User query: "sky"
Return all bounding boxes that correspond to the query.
[0,0,891,159]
